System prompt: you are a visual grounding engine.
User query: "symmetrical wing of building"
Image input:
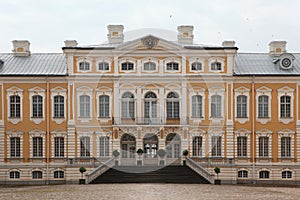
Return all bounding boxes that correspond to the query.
[0,25,299,184]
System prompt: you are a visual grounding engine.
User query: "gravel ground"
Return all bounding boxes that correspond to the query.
[0,184,299,200]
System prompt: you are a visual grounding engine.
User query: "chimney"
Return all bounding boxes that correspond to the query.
[64,40,78,47]
[12,40,30,56]
[222,41,236,47]
[177,25,194,44]
[107,25,124,44]
[269,41,287,56]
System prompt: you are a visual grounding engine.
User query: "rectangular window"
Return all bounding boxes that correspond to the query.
[79,95,90,118]
[99,95,110,117]
[237,136,247,157]
[10,137,20,157]
[166,62,179,71]
[99,137,109,157]
[33,137,43,157]
[238,170,248,178]
[211,136,221,157]
[280,96,291,118]
[237,95,247,118]
[80,136,90,157]
[121,62,134,71]
[143,62,156,71]
[192,136,202,157]
[98,62,109,71]
[192,95,203,118]
[259,137,269,157]
[281,137,291,157]
[211,95,222,118]
[54,137,64,157]
[32,95,43,118]
[54,95,64,118]
[10,95,21,118]
[258,96,269,118]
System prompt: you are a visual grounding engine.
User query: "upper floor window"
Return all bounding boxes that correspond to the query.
[33,136,43,157]
[280,96,291,118]
[79,95,90,118]
[191,62,202,71]
[32,95,43,118]
[237,95,247,118]
[54,137,64,157]
[98,62,110,71]
[79,61,90,71]
[192,136,202,157]
[211,95,222,118]
[258,95,269,118]
[166,92,180,119]
[191,95,203,118]
[54,95,64,118]
[10,95,20,118]
[166,62,179,71]
[210,61,222,71]
[99,95,110,118]
[121,92,135,119]
[121,62,134,71]
[143,62,156,71]
[258,137,269,157]
[10,137,20,157]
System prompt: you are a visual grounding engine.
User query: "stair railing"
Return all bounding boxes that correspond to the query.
[186,157,215,184]
[85,157,115,184]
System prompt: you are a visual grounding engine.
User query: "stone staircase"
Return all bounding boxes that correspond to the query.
[90,165,210,184]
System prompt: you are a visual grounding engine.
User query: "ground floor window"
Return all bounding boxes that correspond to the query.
[259,171,269,179]
[192,136,202,157]
[54,171,64,179]
[32,171,43,179]
[10,171,20,179]
[282,171,292,179]
[237,170,248,178]
[211,136,221,157]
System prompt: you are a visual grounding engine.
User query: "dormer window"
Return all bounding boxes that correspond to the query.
[211,62,222,71]
[79,61,90,71]
[191,62,202,71]
[98,62,110,71]
[121,62,134,71]
[166,62,179,71]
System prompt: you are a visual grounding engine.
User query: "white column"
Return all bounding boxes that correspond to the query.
[181,81,187,124]
[0,120,4,163]
[137,87,142,123]
[182,55,186,75]
[159,60,164,76]
[159,87,164,123]
[137,60,142,76]
[114,81,120,124]
[67,54,74,75]
[114,55,119,76]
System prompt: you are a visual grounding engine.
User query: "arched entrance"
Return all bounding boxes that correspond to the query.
[165,133,181,159]
[143,133,159,165]
[121,134,136,165]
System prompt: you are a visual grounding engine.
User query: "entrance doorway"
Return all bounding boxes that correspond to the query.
[166,133,181,159]
[143,133,158,165]
[121,134,136,165]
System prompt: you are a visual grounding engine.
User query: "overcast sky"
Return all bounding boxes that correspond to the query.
[1,0,300,53]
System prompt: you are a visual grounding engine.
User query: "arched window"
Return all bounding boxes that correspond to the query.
[143,134,158,158]
[282,171,292,179]
[121,62,134,71]
[166,92,180,119]
[144,92,157,121]
[237,95,247,118]
[211,61,222,71]
[191,62,202,71]
[259,171,270,179]
[54,95,64,118]
[32,171,43,179]
[211,95,221,117]
[258,95,269,118]
[79,61,90,71]
[32,95,43,118]
[10,95,20,118]
[143,62,156,71]
[99,95,109,117]
[121,92,135,119]
[166,62,179,71]
[237,170,248,178]
[79,95,90,118]
[54,171,65,179]
[280,95,291,118]
[192,95,203,118]
[10,171,20,179]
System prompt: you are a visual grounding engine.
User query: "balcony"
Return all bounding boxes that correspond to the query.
[113,117,188,125]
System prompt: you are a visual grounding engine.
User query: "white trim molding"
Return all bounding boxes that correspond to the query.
[76,86,93,122]
[6,86,23,124]
[96,86,113,122]
[234,128,251,158]
[188,57,205,73]
[119,57,137,73]
[277,86,294,124]
[278,128,295,159]
[28,86,45,124]
[208,87,225,123]
[141,57,159,73]
[51,86,67,124]
[76,57,93,73]
[256,128,272,159]
[256,86,272,124]
[6,129,24,158]
[96,57,112,73]
[29,129,46,158]
[234,86,250,124]
[208,57,225,73]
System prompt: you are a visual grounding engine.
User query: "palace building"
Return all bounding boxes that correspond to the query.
[0,25,299,185]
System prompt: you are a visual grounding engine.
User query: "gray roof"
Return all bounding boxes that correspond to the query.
[235,53,300,75]
[0,53,67,76]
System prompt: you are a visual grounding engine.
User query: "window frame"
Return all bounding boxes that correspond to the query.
[277,86,294,124]
[76,86,93,122]
[9,171,20,179]
[29,87,45,124]
[51,87,67,124]
[54,170,65,179]
[256,129,272,159]
[209,88,224,121]
[166,91,180,119]
[259,170,270,179]
[77,58,92,72]
[119,58,136,72]
[29,130,46,158]
[96,87,112,122]
[98,135,110,157]
[164,58,181,73]
[6,87,23,124]
[282,170,292,179]
[96,57,111,72]
[237,170,248,178]
[32,171,43,179]
[10,137,21,158]
[211,136,222,157]
[121,91,135,119]
[256,86,272,124]
[189,58,204,72]
[192,136,203,157]
[141,57,159,73]
[80,136,91,157]
[208,57,224,72]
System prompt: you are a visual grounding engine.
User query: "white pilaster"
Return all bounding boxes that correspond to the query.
[67,54,74,75]
[114,55,119,76]
[137,87,142,123]
[182,55,186,75]
[159,87,164,122]
[159,60,163,76]
[137,60,142,76]
[114,81,120,123]
[0,82,4,163]
[181,81,187,124]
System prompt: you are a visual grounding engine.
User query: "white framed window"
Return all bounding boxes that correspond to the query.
[234,86,250,124]
[190,129,206,157]
[166,92,180,119]
[256,129,272,159]
[29,87,45,124]
[277,86,294,124]
[238,170,248,178]
[121,92,135,119]
[256,86,272,124]
[209,87,224,122]
[278,129,294,159]
[76,57,92,72]
[80,136,90,157]
[192,136,202,157]
[76,86,93,122]
[189,88,205,122]
[164,58,181,73]
[234,128,250,158]
[141,57,159,73]
[6,87,23,124]
[29,129,46,158]
[208,129,224,157]
[96,57,111,72]
[119,57,136,72]
[189,58,204,72]
[96,87,112,122]
[99,136,109,157]
[208,57,224,72]
[6,129,24,159]
[51,86,67,124]
[51,129,67,158]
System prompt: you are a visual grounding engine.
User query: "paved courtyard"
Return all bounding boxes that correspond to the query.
[0,184,299,200]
